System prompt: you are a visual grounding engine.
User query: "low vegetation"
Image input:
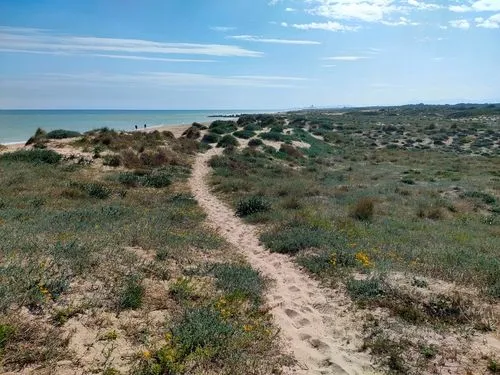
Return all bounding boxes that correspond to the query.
[0,128,285,374]
[209,106,500,374]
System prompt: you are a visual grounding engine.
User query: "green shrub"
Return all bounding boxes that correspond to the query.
[462,191,496,205]
[297,251,331,274]
[172,307,234,355]
[233,130,256,139]
[201,133,220,144]
[217,135,239,148]
[279,144,303,158]
[0,149,62,164]
[85,183,112,199]
[209,121,237,135]
[260,132,285,142]
[142,172,172,188]
[248,138,264,147]
[211,263,264,304]
[243,123,263,131]
[0,323,14,349]
[103,154,121,167]
[118,172,141,187]
[347,277,385,301]
[119,275,144,310]
[46,129,81,139]
[260,224,335,255]
[236,196,271,217]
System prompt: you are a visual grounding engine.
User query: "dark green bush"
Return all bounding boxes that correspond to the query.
[236,196,271,217]
[217,135,239,148]
[119,275,144,310]
[212,263,264,304]
[233,130,256,139]
[0,149,62,164]
[248,138,264,147]
[46,129,82,139]
[260,132,286,142]
[118,172,141,187]
[201,133,220,144]
[209,121,237,135]
[351,198,375,221]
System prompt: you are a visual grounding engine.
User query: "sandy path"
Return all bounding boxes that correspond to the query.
[189,148,376,375]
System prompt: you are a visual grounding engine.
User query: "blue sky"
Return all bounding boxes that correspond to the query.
[0,0,498,109]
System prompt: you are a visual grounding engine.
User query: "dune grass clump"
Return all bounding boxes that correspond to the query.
[351,197,375,221]
[0,149,62,164]
[235,196,271,217]
[119,275,144,310]
[46,129,82,139]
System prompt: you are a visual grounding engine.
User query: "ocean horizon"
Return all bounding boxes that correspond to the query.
[0,109,273,144]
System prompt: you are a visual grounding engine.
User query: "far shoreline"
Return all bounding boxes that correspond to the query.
[0,120,221,149]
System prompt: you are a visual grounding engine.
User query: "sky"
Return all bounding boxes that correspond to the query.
[0,0,498,109]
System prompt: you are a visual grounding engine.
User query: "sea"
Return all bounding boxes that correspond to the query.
[0,109,270,144]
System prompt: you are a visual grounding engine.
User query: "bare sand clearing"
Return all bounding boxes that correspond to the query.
[189,148,377,375]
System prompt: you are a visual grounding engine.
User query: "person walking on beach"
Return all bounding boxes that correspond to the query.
[135,125,138,130]
[144,124,147,129]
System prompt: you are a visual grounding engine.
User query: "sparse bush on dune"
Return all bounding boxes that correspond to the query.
[118,274,144,310]
[209,120,238,135]
[351,197,375,221]
[181,126,201,140]
[236,196,271,217]
[248,138,264,147]
[279,144,303,158]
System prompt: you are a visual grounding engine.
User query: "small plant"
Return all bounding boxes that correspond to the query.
[462,191,496,205]
[351,197,375,221]
[0,323,14,349]
[236,196,271,217]
[119,275,144,310]
[420,344,437,359]
[85,183,112,199]
[169,277,194,302]
[488,358,500,373]
[142,172,172,188]
[347,277,385,301]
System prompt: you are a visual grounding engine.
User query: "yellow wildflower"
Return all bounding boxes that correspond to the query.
[355,252,373,268]
[329,253,337,267]
[142,350,152,360]
[243,324,253,332]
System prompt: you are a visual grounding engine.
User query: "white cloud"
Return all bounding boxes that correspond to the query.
[285,7,297,12]
[291,21,361,32]
[9,72,305,89]
[449,19,471,29]
[381,16,420,26]
[210,26,236,32]
[306,0,401,23]
[324,56,368,61]
[476,13,500,28]
[432,57,445,61]
[450,0,500,12]
[0,26,263,58]
[228,35,321,44]
[407,0,440,10]
[322,64,337,67]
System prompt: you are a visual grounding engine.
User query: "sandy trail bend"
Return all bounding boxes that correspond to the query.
[189,148,375,375]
